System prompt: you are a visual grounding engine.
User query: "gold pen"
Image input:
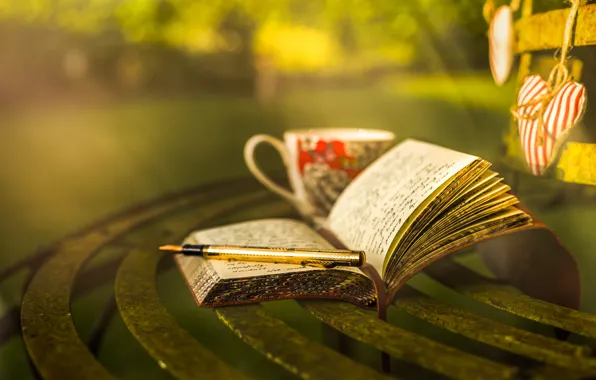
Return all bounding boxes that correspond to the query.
[159,244,366,268]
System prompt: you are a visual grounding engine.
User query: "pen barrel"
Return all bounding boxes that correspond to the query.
[201,245,365,268]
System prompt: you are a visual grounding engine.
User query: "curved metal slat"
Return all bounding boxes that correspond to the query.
[301,300,517,380]
[529,365,589,380]
[395,296,596,373]
[216,304,392,380]
[115,192,280,379]
[424,260,596,339]
[3,254,127,346]
[458,284,596,339]
[21,180,264,380]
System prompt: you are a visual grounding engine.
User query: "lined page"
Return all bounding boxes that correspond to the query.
[176,219,363,280]
[327,139,478,275]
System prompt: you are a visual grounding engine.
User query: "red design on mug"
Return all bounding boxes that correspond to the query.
[297,139,360,178]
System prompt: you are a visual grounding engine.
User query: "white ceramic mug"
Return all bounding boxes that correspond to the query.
[244,128,395,217]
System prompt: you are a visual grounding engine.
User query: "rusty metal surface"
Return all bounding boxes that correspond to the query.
[114,192,271,380]
[216,304,392,380]
[301,300,517,380]
[425,259,596,340]
[557,143,596,186]
[19,179,266,379]
[395,295,596,372]
[515,3,596,53]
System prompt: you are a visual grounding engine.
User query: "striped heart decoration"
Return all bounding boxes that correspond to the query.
[516,74,587,175]
[489,6,514,86]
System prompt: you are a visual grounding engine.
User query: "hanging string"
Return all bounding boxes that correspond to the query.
[510,0,581,144]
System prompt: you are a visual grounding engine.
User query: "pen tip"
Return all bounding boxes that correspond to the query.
[159,245,182,252]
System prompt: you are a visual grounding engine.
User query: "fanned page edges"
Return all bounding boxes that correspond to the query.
[379,161,580,310]
[383,158,492,275]
[321,204,578,314]
[174,254,378,309]
[173,220,379,310]
[386,221,580,310]
[383,159,535,298]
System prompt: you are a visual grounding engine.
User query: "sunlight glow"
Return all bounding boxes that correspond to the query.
[254,25,340,72]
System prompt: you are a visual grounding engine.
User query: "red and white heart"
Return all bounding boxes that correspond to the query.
[489,6,514,86]
[517,74,587,175]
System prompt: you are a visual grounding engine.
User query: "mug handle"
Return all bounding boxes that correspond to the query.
[244,134,300,205]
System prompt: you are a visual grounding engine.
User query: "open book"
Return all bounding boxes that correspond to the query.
[174,139,537,309]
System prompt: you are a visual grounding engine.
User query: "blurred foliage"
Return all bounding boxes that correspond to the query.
[0,0,490,73]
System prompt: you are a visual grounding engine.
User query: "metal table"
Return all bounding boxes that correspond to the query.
[4,177,596,379]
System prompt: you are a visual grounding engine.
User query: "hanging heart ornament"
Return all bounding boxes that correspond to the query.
[516,74,587,175]
[489,5,515,86]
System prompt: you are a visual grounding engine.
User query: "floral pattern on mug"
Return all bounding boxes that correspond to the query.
[298,139,361,178]
[296,138,392,214]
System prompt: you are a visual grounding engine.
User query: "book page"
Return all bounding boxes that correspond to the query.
[327,139,478,275]
[178,219,363,280]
